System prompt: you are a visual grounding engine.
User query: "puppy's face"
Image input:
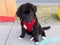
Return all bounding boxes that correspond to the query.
[16,3,37,23]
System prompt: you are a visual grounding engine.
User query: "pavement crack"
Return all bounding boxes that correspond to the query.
[4,23,14,45]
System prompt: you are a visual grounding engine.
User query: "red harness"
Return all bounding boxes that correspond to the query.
[22,19,36,32]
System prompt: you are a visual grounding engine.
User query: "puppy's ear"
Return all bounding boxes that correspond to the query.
[16,7,21,17]
[32,5,37,13]
[16,6,22,19]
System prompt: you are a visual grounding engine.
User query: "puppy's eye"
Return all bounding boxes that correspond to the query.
[23,10,30,14]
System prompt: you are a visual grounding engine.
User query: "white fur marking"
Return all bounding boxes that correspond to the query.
[24,24,27,29]
[30,37,34,41]
[19,37,23,40]
[36,42,39,44]
[42,36,46,39]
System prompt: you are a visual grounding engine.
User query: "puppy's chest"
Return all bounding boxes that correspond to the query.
[23,24,34,32]
[22,19,36,32]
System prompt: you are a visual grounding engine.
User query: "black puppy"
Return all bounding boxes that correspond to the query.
[16,3,50,44]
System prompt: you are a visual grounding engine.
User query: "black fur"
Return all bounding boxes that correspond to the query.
[16,3,50,42]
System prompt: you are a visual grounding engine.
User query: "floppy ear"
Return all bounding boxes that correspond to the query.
[32,5,37,13]
[16,7,21,17]
[16,6,22,19]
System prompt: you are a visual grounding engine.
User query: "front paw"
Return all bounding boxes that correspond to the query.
[19,36,23,40]
[35,42,39,45]
[34,38,39,44]
[42,36,46,39]
[30,37,34,41]
[19,37,23,40]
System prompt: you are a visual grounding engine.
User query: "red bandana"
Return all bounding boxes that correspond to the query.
[22,19,36,32]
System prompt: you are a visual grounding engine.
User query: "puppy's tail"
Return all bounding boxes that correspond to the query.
[42,26,51,30]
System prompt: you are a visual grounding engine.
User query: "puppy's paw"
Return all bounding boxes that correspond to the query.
[35,42,39,45]
[19,37,23,40]
[42,36,46,39]
[30,37,34,41]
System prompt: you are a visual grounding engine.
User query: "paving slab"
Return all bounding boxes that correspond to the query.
[45,24,60,38]
[0,23,14,45]
[6,23,40,45]
[6,23,60,45]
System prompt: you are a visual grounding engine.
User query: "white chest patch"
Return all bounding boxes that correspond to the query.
[23,24,27,29]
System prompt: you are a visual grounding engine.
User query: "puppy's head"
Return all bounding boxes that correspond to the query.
[16,3,37,23]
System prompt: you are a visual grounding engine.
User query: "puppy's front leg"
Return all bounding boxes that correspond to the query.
[33,30,39,42]
[19,27,26,39]
[33,22,39,44]
[33,29,39,44]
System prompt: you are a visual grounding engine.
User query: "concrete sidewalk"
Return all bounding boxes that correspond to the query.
[16,0,60,6]
[0,22,60,45]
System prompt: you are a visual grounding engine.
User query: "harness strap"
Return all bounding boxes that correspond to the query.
[23,19,36,32]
